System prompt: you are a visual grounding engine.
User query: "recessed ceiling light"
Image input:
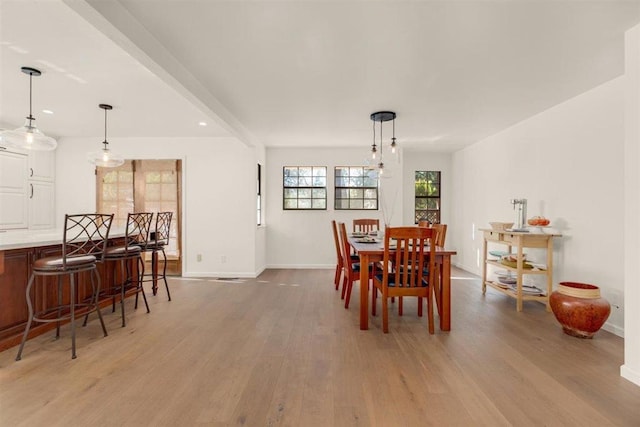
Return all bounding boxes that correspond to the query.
[198,121,207,127]
[42,109,54,115]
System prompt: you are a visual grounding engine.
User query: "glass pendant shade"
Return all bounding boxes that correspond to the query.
[87,104,124,168]
[1,67,57,151]
[87,147,125,167]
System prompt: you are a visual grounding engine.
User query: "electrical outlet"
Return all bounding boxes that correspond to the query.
[221,255,227,264]
[196,254,202,262]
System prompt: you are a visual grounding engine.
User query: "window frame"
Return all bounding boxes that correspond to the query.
[282,166,328,210]
[414,170,441,224]
[334,166,379,210]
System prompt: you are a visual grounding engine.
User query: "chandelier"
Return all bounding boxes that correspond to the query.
[370,111,397,175]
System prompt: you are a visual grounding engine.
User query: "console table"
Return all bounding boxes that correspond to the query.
[480,228,561,312]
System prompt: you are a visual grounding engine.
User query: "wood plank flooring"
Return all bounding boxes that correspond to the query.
[1,268,639,426]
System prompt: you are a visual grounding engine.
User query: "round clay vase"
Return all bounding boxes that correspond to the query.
[549,282,611,339]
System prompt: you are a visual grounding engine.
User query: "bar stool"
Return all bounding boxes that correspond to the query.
[16,213,113,360]
[137,211,173,300]
[102,212,153,327]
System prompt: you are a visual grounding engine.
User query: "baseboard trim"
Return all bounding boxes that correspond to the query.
[602,322,624,338]
[621,364,640,387]
[182,272,258,279]
[266,264,334,269]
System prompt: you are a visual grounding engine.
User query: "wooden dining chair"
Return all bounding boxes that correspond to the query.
[432,223,448,247]
[332,220,359,291]
[372,226,437,334]
[353,218,380,234]
[339,222,373,309]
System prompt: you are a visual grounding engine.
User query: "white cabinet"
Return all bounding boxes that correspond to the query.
[0,149,29,229]
[28,181,55,229]
[28,150,55,182]
[27,150,55,229]
[0,146,55,230]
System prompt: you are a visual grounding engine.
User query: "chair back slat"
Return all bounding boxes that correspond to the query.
[353,218,380,234]
[63,214,114,266]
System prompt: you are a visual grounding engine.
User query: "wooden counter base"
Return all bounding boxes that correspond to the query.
[0,237,134,352]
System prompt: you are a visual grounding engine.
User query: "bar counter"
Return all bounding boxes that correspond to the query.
[0,228,125,352]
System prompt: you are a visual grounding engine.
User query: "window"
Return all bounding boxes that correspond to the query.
[415,170,441,223]
[334,166,378,210]
[283,166,327,210]
[257,163,262,225]
[96,160,134,230]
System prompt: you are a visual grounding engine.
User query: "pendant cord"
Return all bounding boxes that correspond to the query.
[103,108,109,150]
[372,120,376,150]
[28,72,34,125]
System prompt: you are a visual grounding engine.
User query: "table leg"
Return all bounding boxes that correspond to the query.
[360,253,370,330]
[441,255,451,331]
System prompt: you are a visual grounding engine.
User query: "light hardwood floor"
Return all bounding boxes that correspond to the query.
[1,268,639,426]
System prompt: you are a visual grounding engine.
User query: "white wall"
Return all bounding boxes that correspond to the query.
[452,76,626,336]
[56,136,263,277]
[623,24,640,386]
[265,147,403,268]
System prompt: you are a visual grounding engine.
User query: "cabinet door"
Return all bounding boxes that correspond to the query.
[0,150,28,230]
[28,150,55,182]
[28,181,55,229]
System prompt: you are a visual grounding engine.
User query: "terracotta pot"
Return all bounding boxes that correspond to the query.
[549,282,611,339]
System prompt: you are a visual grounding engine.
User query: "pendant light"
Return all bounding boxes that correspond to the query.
[87,104,124,168]
[369,111,397,175]
[1,67,57,151]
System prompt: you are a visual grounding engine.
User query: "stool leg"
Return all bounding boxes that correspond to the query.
[70,272,77,359]
[135,257,150,313]
[16,273,36,361]
[152,251,158,295]
[92,267,108,338]
[120,259,127,327]
[160,249,171,301]
[56,275,63,339]
[111,261,118,313]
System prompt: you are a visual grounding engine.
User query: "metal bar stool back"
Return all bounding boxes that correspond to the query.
[138,211,173,300]
[102,212,153,327]
[16,213,114,360]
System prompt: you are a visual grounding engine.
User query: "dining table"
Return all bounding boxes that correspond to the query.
[348,234,457,331]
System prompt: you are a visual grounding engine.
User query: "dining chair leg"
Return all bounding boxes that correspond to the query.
[417,297,423,317]
[344,280,354,309]
[340,275,348,300]
[398,296,403,316]
[334,263,342,290]
[371,286,377,316]
[382,295,389,333]
[428,286,435,334]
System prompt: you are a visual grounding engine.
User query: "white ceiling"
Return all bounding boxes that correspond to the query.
[2,0,639,152]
